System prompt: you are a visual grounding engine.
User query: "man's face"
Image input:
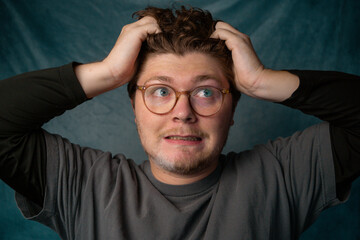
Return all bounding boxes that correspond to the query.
[133,52,234,179]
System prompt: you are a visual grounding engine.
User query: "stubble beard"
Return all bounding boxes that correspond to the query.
[136,124,230,176]
[147,145,222,175]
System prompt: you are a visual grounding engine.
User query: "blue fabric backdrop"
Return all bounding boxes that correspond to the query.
[0,0,359,239]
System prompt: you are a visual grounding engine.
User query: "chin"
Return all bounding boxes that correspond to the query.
[149,151,218,175]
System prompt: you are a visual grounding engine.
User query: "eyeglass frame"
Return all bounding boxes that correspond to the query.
[136,84,231,117]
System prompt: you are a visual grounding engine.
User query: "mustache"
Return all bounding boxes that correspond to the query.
[158,128,209,139]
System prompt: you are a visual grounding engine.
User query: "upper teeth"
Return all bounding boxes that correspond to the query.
[168,136,199,141]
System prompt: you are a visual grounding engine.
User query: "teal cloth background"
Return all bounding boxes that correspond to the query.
[0,0,359,239]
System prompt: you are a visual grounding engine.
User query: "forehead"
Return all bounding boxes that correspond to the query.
[137,52,229,88]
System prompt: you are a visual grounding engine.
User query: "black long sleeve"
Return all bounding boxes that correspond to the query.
[281,70,360,199]
[0,63,87,206]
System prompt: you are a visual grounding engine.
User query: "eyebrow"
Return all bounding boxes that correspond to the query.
[194,75,222,84]
[145,76,172,84]
[144,75,222,85]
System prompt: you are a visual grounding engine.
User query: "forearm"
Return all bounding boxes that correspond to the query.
[0,63,87,206]
[281,70,360,129]
[0,63,87,133]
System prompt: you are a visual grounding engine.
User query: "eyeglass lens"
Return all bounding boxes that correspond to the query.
[143,85,224,116]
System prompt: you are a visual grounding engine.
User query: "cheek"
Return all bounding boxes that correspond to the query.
[214,119,231,138]
[134,97,162,135]
[210,110,233,139]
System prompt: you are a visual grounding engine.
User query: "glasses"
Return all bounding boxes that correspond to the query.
[136,84,230,117]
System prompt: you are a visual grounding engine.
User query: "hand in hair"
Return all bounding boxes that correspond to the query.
[75,16,161,98]
[211,22,299,102]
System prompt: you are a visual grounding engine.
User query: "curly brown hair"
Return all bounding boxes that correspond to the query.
[127,6,241,109]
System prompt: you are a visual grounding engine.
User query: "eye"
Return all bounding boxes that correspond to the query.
[156,88,169,97]
[194,87,214,98]
[147,85,172,97]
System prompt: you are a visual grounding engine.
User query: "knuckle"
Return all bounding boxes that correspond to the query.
[139,16,157,25]
[121,24,131,33]
[243,34,250,40]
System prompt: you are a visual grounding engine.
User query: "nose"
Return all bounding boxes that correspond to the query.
[171,94,197,123]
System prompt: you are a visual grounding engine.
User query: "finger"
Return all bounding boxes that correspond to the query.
[212,21,249,40]
[211,28,250,45]
[136,22,162,41]
[210,31,237,53]
[214,21,239,34]
[136,17,162,37]
[123,16,161,35]
[210,28,240,49]
[210,28,236,40]
[119,20,161,43]
[137,16,158,26]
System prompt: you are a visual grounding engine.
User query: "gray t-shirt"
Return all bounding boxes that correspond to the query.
[15,122,341,240]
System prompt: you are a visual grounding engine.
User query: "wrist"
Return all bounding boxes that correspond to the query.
[75,61,124,98]
[252,69,300,102]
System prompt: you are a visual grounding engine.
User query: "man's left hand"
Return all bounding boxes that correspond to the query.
[211,21,299,102]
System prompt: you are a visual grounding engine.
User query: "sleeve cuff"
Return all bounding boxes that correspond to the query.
[279,70,315,108]
[59,62,89,106]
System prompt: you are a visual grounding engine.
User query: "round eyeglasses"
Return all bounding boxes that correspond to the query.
[136,84,230,117]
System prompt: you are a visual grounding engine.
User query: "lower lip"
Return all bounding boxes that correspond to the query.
[164,138,203,146]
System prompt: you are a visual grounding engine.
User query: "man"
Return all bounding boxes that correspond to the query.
[0,6,359,239]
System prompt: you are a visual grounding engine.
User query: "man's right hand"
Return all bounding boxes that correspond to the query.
[75,16,161,98]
